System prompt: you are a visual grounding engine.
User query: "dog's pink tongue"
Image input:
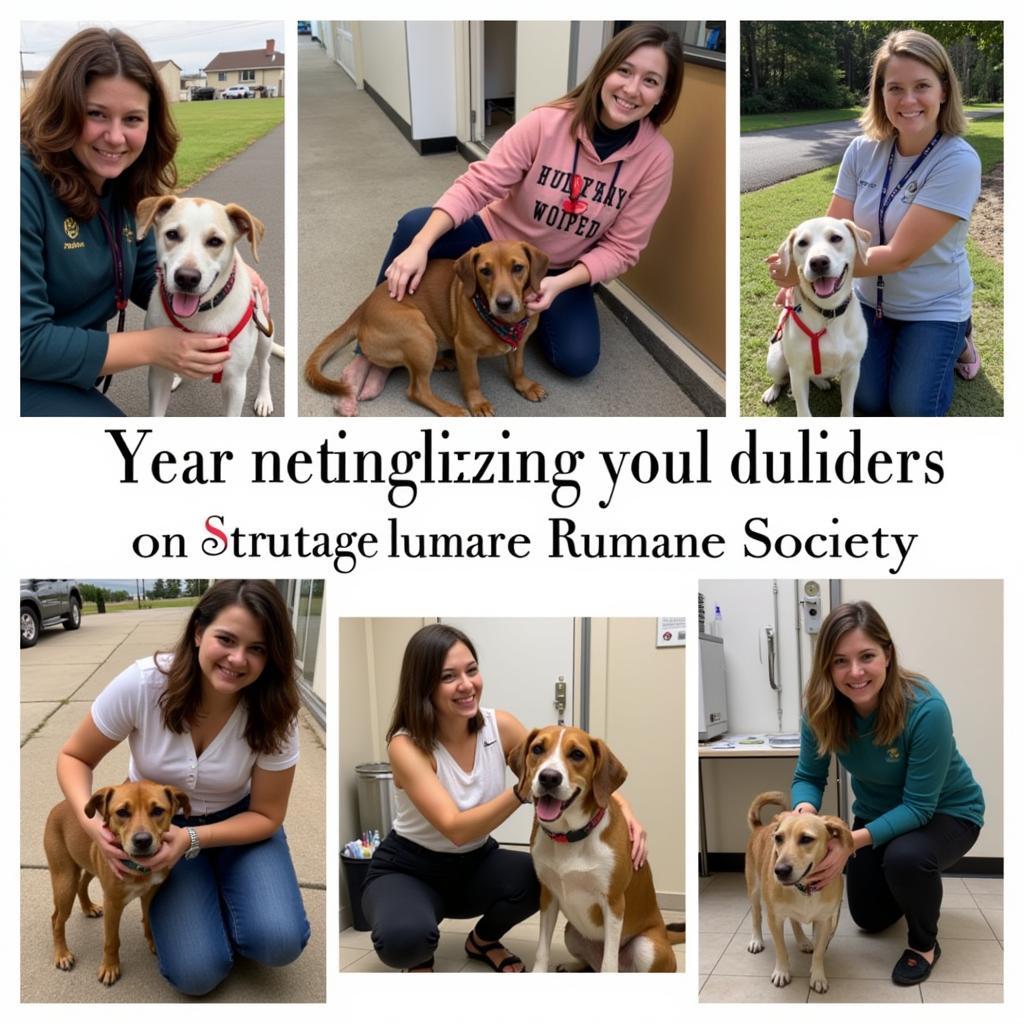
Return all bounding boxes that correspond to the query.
[535,796,564,823]
[171,292,202,318]
[813,277,838,298]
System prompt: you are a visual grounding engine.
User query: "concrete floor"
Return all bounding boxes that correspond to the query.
[21,606,325,1002]
[699,871,1002,1003]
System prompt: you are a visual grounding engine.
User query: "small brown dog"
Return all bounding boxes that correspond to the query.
[44,781,190,985]
[745,791,853,993]
[305,240,550,417]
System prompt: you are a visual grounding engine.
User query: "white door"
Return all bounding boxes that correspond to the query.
[440,617,575,845]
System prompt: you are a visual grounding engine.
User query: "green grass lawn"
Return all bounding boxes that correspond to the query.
[739,118,1003,416]
[171,98,283,188]
[83,597,198,615]
[741,108,864,133]
[741,105,999,134]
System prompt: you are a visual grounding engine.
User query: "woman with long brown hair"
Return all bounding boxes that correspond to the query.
[21,27,246,415]
[334,23,684,413]
[361,623,647,972]
[790,601,983,985]
[56,580,309,994]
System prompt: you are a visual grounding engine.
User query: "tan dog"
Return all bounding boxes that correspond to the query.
[137,195,281,417]
[745,791,854,993]
[305,240,550,417]
[509,726,685,972]
[44,781,190,985]
[763,216,871,417]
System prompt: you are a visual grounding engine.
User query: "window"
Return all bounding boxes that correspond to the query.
[240,70,256,82]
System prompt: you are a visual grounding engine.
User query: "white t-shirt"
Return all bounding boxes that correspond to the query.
[834,134,981,321]
[392,707,507,853]
[91,655,299,816]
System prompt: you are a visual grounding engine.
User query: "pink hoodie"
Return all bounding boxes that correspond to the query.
[433,105,673,285]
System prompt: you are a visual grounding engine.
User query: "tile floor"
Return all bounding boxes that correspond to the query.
[699,872,1002,1003]
[341,908,686,973]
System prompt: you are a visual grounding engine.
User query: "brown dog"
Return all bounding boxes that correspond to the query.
[745,791,854,993]
[509,726,685,972]
[44,781,190,985]
[305,240,550,416]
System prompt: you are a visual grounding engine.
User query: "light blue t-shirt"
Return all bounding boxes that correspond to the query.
[834,134,981,321]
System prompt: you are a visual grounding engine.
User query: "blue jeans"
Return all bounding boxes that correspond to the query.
[854,304,969,417]
[378,207,601,378]
[148,798,310,995]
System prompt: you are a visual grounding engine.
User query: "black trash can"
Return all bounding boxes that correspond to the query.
[340,852,373,931]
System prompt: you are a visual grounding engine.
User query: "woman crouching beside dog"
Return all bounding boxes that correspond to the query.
[56,580,309,995]
[341,23,682,410]
[769,29,981,416]
[361,624,648,972]
[789,601,983,986]
[20,28,267,417]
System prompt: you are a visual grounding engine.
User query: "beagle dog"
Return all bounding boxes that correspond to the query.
[44,780,191,985]
[745,791,854,993]
[510,725,684,972]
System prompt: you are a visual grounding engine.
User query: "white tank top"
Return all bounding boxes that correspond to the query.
[393,706,506,853]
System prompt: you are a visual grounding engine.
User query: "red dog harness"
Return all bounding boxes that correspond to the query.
[771,305,826,376]
[159,288,256,384]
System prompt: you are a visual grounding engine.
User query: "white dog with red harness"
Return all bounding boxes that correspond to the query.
[763,216,871,417]
[509,726,684,972]
[137,196,279,416]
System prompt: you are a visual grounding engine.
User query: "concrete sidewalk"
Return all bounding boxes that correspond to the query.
[20,606,325,1003]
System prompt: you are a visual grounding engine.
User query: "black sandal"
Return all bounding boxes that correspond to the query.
[892,942,941,985]
[465,931,524,973]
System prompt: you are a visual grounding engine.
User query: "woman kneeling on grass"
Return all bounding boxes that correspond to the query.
[769,29,982,416]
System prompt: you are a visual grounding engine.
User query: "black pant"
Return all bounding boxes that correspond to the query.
[847,814,980,951]
[361,831,540,970]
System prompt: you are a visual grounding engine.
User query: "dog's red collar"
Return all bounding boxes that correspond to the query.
[541,806,606,844]
[158,263,256,384]
[471,290,531,349]
[771,305,826,377]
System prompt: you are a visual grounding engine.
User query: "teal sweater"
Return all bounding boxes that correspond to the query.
[791,678,984,846]
[21,150,156,389]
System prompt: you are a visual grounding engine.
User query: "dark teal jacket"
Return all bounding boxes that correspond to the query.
[21,150,157,388]
[792,678,984,846]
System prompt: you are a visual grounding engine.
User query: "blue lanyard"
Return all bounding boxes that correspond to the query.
[875,131,941,319]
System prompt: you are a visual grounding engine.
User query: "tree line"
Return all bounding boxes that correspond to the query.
[741,21,1003,114]
[80,579,210,604]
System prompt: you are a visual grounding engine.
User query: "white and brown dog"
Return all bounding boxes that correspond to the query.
[137,195,281,417]
[510,726,684,972]
[764,216,871,417]
[745,791,854,993]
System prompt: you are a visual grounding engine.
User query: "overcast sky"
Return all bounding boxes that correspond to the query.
[20,21,286,74]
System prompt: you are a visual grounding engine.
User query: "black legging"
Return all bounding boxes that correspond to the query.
[361,831,539,969]
[847,813,980,951]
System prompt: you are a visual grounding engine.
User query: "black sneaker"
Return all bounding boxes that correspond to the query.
[892,942,941,985]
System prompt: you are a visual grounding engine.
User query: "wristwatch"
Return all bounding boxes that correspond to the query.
[184,826,201,861]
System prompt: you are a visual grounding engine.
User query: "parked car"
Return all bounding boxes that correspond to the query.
[222,85,254,99]
[191,86,215,101]
[21,579,83,648]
